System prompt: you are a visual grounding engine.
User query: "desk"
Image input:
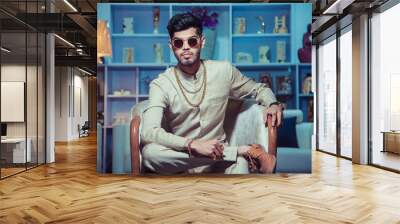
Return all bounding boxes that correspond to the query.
[1,138,31,163]
[382,131,400,154]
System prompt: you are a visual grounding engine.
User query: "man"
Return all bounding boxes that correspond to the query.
[141,13,283,174]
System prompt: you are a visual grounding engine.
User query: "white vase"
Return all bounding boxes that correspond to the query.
[201,28,216,60]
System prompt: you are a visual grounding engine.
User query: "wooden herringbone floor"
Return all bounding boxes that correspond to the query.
[1,135,400,224]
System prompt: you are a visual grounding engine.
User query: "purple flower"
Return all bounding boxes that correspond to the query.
[190,7,219,30]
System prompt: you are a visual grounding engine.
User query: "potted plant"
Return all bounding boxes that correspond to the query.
[190,7,219,60]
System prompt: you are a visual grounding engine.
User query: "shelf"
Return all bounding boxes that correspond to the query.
[98,2,314,174]
[104,5,310,125]
[108,95,136,98]
[299,94,313,97]
[112,33,169,38]
[102,124,130,128]
[232,33,290,38]
[107,63,169,68]
[234,63,293,68]
[102,125,115,129]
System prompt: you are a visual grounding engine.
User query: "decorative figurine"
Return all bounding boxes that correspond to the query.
[258,45,270,63]
[122,90,131,96]
[153,7,160,34]
[113,89,122,96]
[234,17,246,34]
[236,52,253,63]
[279,16,288,33]
[256,16,265,34]
[273,16,279,33]
[307,99,314,122]
[277,76,292,95]
[302,73,312,94]
[259,72,273,89]
[276,41,286,63]
[153,43,164,63]
[298,24,312,63]
[123,47,134,63]
[273,15,288,34]
[122,17,134,34]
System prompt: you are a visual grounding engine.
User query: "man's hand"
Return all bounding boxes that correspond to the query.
[191,139,224,160]
[264,103,284,127]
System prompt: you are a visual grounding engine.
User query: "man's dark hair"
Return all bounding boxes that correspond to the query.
[167,13,203,38]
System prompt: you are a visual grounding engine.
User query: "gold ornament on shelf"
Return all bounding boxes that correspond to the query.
[153,43,164,63]
[123,48,134,63]
[153,7,160,34]
[276,41,286,63]
[234,17,246,34]
[273,15,288,34]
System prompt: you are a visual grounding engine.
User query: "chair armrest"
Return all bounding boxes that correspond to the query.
[296,122,313,150]
[267,116,277,156]
[227,104,277,156]
[130,116,141,175]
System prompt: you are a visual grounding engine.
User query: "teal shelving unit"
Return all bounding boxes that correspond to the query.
[97,3,312,173]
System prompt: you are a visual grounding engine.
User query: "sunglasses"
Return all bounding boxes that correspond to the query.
[171,36,200,49]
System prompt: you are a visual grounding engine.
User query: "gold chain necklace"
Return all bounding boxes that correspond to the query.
[175,64,205,94]
[174,61,207,107]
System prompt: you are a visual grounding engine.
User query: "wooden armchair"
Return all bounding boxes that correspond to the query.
[130,99,277,175]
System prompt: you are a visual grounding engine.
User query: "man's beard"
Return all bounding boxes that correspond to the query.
[180,59,195,66]
[177,52,200,66]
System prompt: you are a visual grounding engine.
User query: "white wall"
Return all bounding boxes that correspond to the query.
[55,67,89,141]
[55,67,69,141]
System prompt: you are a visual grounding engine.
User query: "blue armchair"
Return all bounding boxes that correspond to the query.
[275,110,312,173]
[109,98,312,174]
[222,99,312,173]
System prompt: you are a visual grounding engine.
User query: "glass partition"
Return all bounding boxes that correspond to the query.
[1,31,28,177]
[0,0,46,179]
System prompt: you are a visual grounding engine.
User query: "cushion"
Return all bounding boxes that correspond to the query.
[283,110,303,123]
[277,116,298,148]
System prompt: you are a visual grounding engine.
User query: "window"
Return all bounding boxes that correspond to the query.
[339,27,352,158]
[370,3,400,171]
[317,35,337,154]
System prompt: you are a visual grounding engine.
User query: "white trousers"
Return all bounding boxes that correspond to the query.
[142,143,250,174]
